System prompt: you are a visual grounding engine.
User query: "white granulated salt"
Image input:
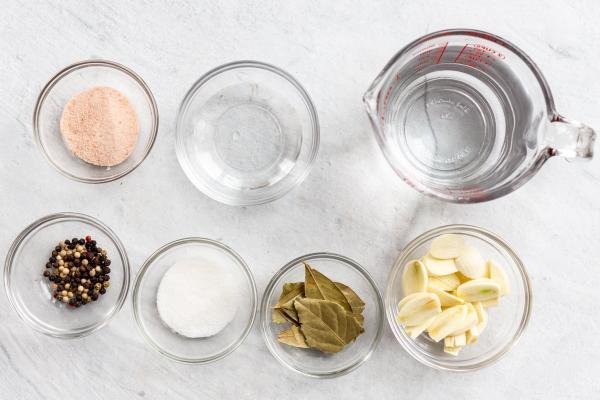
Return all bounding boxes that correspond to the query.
[156,258,241,338]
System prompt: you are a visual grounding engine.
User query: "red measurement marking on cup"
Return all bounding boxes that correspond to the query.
[435,42,448,64]
[413,42,449,72]
[455,43,505,70]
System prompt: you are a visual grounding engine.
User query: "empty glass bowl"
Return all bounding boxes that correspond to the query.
[385,225,532,371]
[176,61,320,206]
[3,213,130,338]
[132,238,257,363]
[261,253,384,378]
[33,59,159,183]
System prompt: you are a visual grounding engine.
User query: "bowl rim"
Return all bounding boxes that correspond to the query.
[260,252,384,379]
[132,237,258,364]
[175,60,320,206]
[32,59,159,184]
[385,224,532,372]
[3,212,131,339]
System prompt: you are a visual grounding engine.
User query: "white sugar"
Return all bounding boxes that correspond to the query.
[157,258,241,338]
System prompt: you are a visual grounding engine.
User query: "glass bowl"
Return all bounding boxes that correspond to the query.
[33,59,159,183]
[261,253,384,378]
[132,238,257,364]
[3,212,130,338]
[176,60,319,206]
[385,225,532,371]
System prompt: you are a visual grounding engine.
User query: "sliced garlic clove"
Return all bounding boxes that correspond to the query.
[404,316,436,339]
[397,292,441,326]
[428,273,461,291]
[452,333,467,347]
[487,260,510,296]
[448,302,478,336]
[455,271,471,283]
[401,260,428,295]
[430,234,466,259]
[456,278,501,302]
[473,301,488,332]
[427,305,467,342]
[444,335,455,347]
[481,298,499,308]
[443,346,462,356]
[466,327,479,344]
[427,286,465,307]
[422,253,458,276]
[455,244,487,279]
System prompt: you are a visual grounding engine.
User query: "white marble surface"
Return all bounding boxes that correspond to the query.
[1,1,599,398]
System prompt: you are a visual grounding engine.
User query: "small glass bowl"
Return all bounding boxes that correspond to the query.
[385,225,532,371]
[176,61,319,206]
[3,213,130,338]
[261,253,384,378]
[33,59,159,183]
[132,238,257,364]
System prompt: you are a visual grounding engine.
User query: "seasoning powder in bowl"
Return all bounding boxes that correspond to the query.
[156,258,241,338]
[60,86,138,166]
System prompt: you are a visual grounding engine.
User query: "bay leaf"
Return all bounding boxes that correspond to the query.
[334,282,365,314]
[294,297,362,353]
[277,325,309,348]
[275,282,304,308]
[271,308,289,324]
[303,263,352,312]
[271,307,300,326]
[272,282,304,325]
[334,282,366,329]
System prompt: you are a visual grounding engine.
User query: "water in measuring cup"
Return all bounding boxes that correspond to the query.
[384,45,535,188]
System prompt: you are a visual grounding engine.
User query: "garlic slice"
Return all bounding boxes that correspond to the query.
[456,278,501,302]
[422,253,458,276]
[487,260,510,296]
[430,234,466,259]
[428,273,461,291]
[401,260,428,295]
[455,244,487,279]
[397,292,441,326]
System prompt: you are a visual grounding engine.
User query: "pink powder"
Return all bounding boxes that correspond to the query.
[60,86,139,167]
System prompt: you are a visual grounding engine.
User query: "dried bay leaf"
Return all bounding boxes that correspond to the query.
[277,325,309,348]
[272,282,304,325]
[275,282,304,307]
[294,297,362,353]
[334,282,365,314]
[334,282,366,328]
[272,307,300,326]
[304,263,352,312]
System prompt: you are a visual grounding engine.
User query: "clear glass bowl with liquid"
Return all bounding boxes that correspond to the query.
[364,29,595,202]
[176,61,320,206]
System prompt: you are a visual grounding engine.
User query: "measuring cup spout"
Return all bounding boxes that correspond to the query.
[544,116,596,160]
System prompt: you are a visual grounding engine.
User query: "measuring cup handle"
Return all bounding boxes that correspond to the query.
[545,116,596,161]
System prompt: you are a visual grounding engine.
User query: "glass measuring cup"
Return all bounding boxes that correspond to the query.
[364,29,596,203]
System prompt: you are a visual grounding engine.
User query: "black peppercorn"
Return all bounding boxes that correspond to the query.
[43,270,50,277]
[99,287,106,294]
[78,238,85,245]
